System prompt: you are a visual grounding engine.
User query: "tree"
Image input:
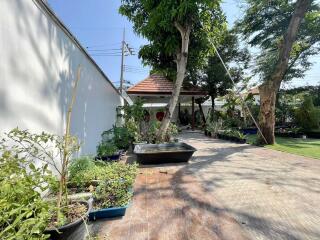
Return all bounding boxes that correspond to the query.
[202,30,250,115]
[295,96,319,130]
[119,0,225,141]
[237,0,319,144]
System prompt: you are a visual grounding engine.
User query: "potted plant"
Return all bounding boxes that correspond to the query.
[87,162,137,220]
[102,126,131,152]
[4,128,92,240]
[96,140,120,161]
[2,66,92,239]
[0,151,53,239]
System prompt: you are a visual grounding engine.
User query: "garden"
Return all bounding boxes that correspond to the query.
[0,98,185,240]
[204,87,320,159]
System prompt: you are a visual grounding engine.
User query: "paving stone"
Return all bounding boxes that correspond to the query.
[92,132,320,240]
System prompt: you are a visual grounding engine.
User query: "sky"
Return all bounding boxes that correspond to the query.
[47,0,319,89]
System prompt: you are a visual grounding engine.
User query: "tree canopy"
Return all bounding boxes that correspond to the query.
[201,30,250,110]
[119,0,226,80]
[120,0,226,141]
[236,0,320,82]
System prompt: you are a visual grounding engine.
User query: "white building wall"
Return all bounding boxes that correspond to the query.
[0,0,122,155]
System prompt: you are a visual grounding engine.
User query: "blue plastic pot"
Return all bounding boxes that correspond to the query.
[89,205,128,221]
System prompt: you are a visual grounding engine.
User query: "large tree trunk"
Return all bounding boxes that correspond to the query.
[157,22,191,142]
[258,83,279,144]
[258,0,310,144]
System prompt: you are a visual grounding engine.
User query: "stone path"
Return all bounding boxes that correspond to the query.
[92,132,320,240]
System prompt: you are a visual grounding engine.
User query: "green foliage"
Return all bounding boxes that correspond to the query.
[206,120,224,137]
[121,99,145,143]
[125,118,142,143]
[223,129,246,139]
[102,126,131,150]
[97,141,118,157]
[119,0,226,80]
[69,156,95,180]
[201,30,250,108]
[295,96,320,131]
[1,128,81,218]
[121,98,145,123]
[113,127,131,150]
[69,161,138,208]
[0,151,53,239]
[69,161,137,189]
[236,0,320,82]
[146,121,178,143]
[93,163,137,208]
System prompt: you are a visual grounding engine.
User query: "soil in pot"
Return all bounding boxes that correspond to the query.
[45,200,91,240]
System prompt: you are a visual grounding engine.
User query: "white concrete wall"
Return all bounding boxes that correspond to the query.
[0,0,122,155]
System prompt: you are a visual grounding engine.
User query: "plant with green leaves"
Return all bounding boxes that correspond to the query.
[206,120,224,138]
[69,156,95,181]
[121,99,146,143]
[295,96,320,131]
[102,126,131,150]
[120,0,226,142]
[0,151,54,239]
[201,30,250,115]
[236,0,319,144]
[92,163,137,209]
[97,141,119,158]
[2,128,80,225]
[146,121,178,143]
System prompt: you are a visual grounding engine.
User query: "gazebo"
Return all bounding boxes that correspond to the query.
[126,74,208,130]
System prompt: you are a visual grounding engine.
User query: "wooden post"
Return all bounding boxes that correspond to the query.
[198,102,206,126]
[192,96,195,130]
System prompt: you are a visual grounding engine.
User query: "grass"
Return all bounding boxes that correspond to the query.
[246,134,320,159]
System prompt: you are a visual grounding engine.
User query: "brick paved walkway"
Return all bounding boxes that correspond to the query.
[92,132,320,240]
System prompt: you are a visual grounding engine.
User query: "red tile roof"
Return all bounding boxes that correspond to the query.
[127,74,206,96]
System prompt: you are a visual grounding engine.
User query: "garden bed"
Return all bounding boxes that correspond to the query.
[217,133,246,143]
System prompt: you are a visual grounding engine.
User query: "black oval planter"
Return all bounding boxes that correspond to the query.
[44,200,92,240]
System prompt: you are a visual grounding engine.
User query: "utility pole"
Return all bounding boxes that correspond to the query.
[119,28,134,94]
[120,28,125,94]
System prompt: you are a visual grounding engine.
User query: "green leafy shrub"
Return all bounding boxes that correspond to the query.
[93,163,137,208]
[206,120,224,137]
[126,118,142,142]
[97,141,119,157]
[69,161,137,190]
[69,156,95,180]
[146,121,178,143]
[1,128,81,227]
[102,126,131,150]
[295,96,320,131]
[0,151,53,239]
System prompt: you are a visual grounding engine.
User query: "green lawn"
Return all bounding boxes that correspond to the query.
[246,135,320,159]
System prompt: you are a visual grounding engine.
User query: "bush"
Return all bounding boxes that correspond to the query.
[69,161,137,190]
[0,151,53,239]
[113,127,131,150]
[295,96,319,131]
[97,141,118,157]
[102,126,131,150]
[146,121,178,143]
[93,162,137,208]
[69,156,95,180]
[206,120,224,137]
